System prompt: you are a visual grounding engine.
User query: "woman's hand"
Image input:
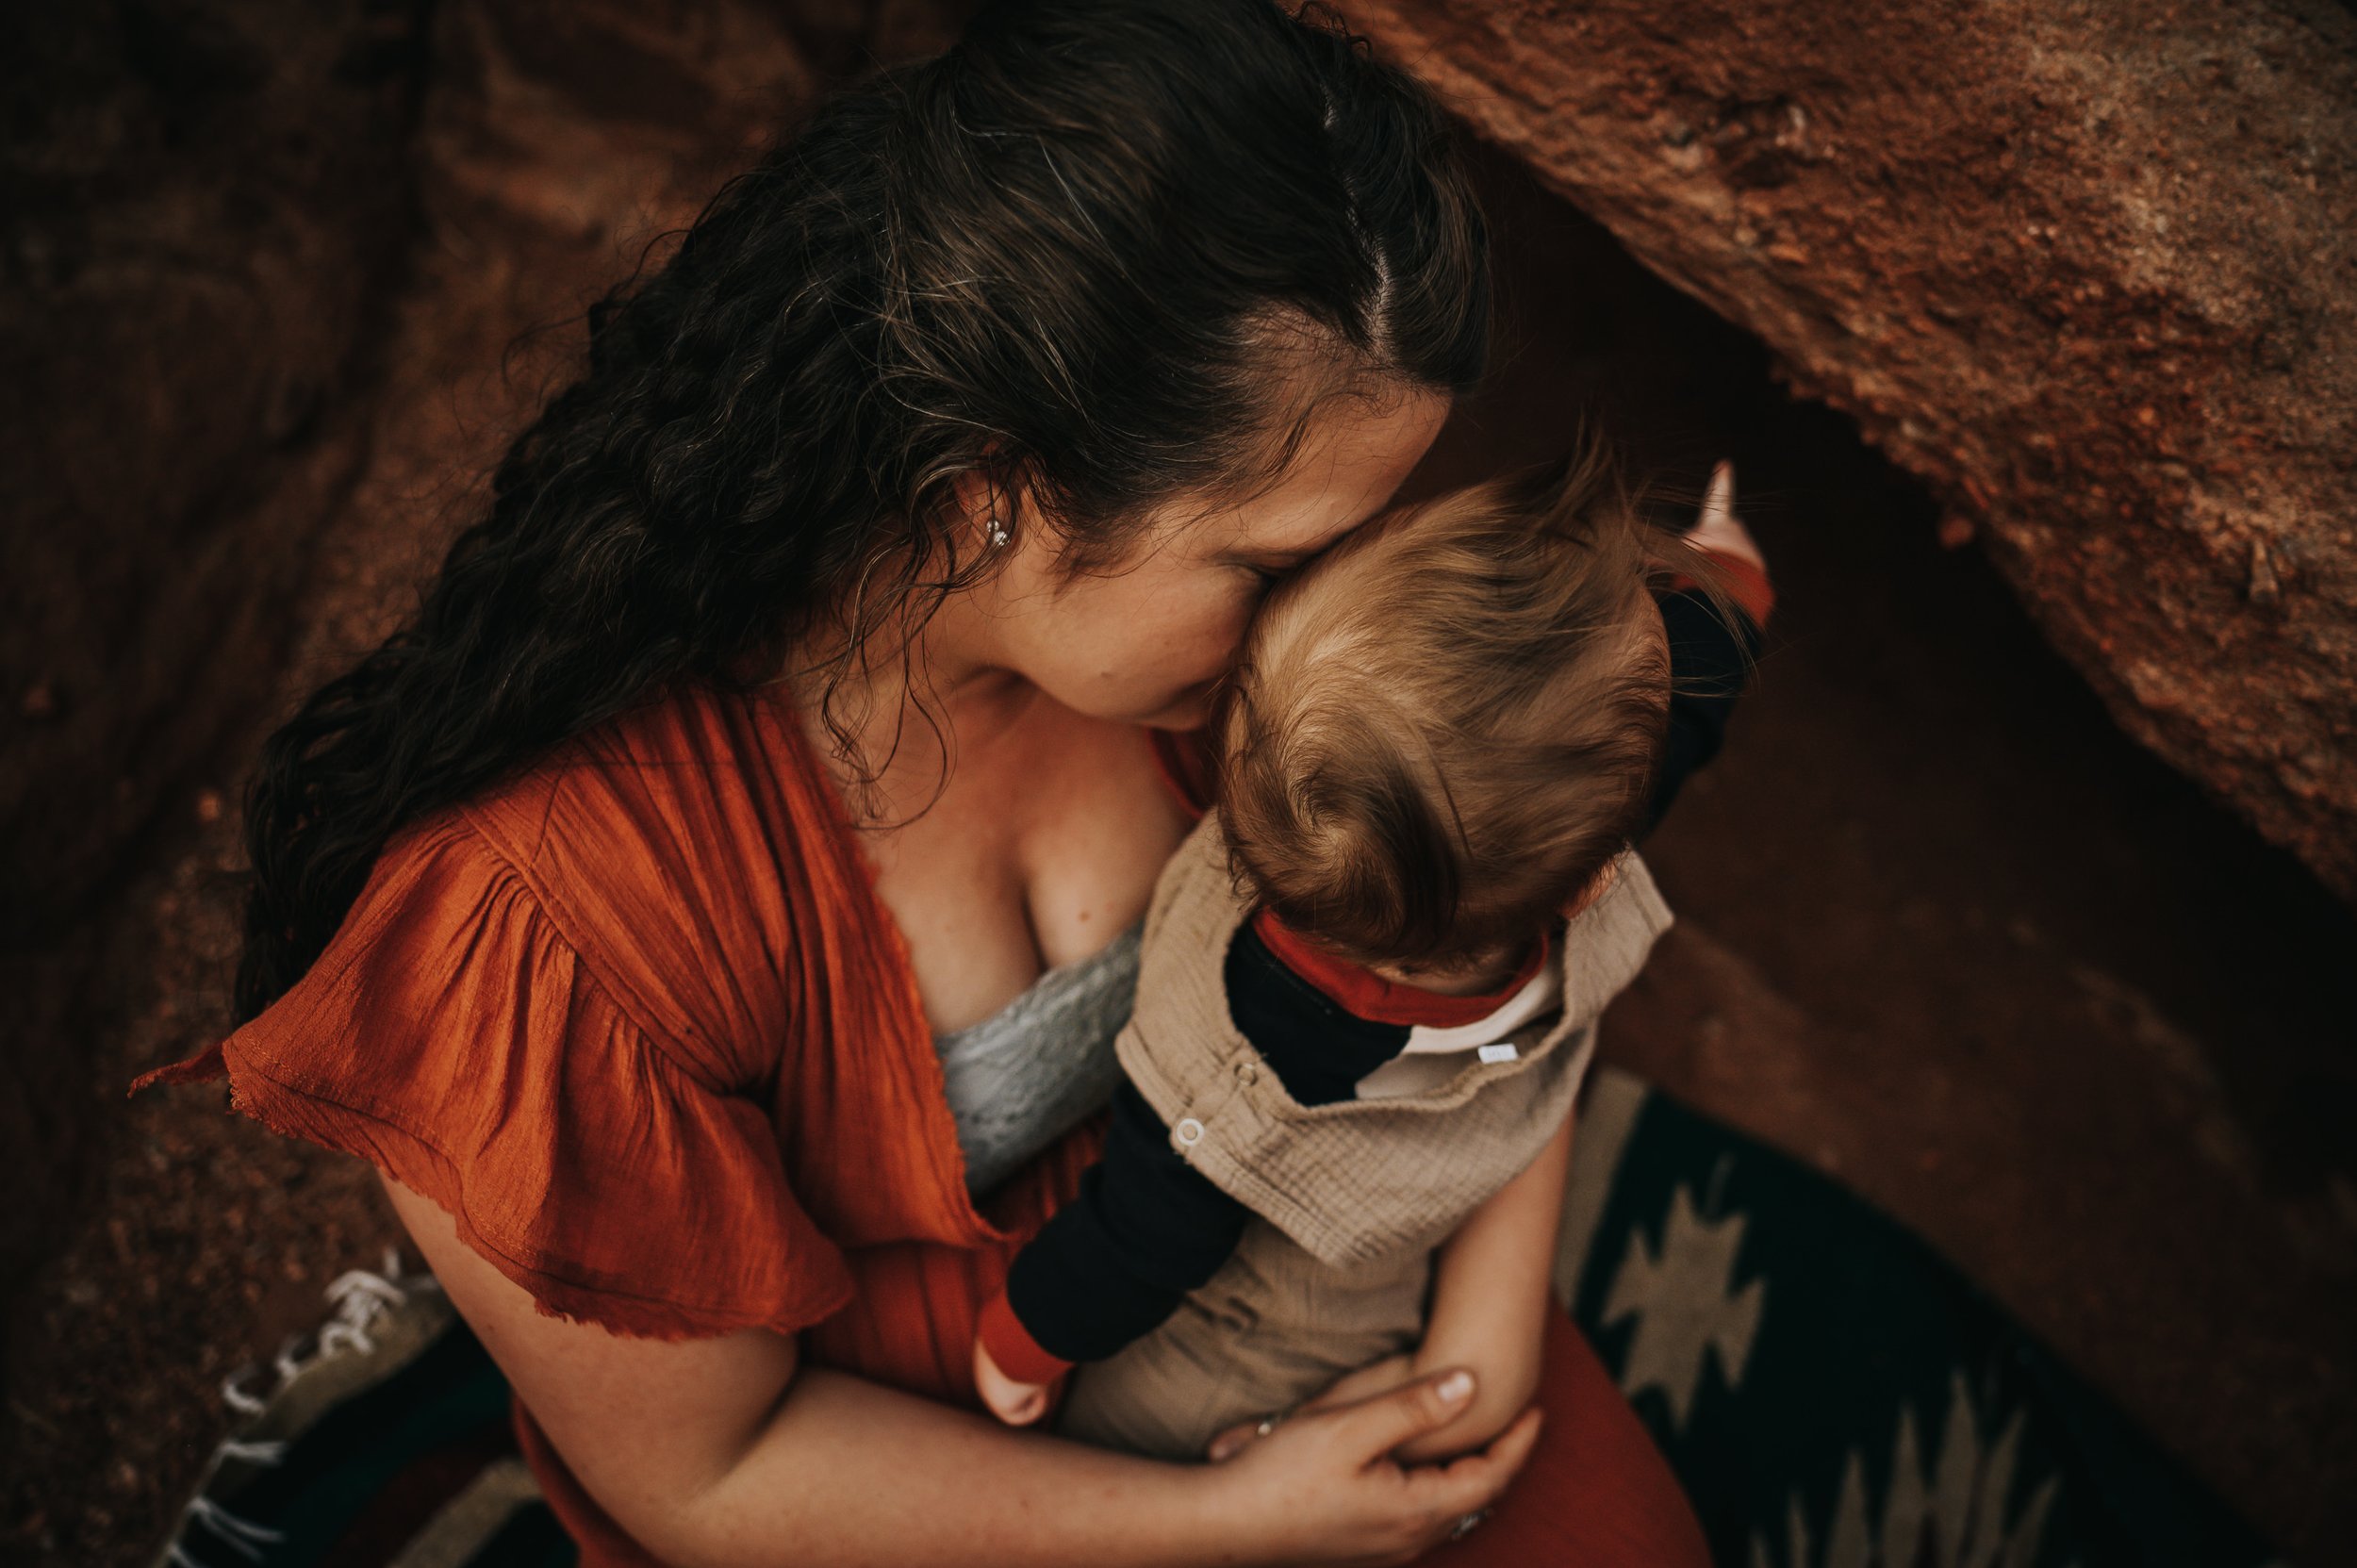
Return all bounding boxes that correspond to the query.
[973,1334,1060,1427]
[1205,1352,1415,1461]
[1205,1330,1543,1470]
[1195,1365,1544,1566]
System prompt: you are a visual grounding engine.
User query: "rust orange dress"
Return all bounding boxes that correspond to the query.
[132,681,1706,1568]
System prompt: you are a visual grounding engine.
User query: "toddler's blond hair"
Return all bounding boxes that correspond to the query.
[1218,445,1739,970]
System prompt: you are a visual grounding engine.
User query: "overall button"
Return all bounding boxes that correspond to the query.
[1233,1061,1258,1086]
[1175,1116,1205,1147]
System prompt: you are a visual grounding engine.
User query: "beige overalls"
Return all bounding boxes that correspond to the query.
[1053,810,1675,1460]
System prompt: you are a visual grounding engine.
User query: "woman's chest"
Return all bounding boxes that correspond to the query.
[859,714,1192,1035]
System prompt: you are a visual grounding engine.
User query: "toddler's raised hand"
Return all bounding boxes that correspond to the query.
[1688,460,1764,570]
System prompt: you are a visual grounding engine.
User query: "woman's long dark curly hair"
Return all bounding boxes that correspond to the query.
[234,0,1492,1024]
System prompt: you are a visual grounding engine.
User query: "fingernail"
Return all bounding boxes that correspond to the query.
[1438,1370,1475,1402]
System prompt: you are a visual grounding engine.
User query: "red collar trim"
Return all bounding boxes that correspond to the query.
[1250,909,1550,1028]
[1665,549,1775,631]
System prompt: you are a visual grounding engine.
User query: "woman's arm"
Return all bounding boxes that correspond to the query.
[383,1174,1541,1568]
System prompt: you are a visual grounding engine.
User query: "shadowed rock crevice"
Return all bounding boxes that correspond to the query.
[0,0,439,1444]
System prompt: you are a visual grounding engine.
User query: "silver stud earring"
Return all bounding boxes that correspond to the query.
[985,515,1011,548]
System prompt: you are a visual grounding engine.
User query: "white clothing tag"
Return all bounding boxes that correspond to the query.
[1477,1042,1519,1065]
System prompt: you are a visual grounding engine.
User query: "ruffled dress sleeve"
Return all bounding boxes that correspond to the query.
[133,814,856,1341]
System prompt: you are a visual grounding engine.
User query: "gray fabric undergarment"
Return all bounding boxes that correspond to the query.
[932,920,1143,1197]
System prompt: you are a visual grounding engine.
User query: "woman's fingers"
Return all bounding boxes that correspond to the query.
[1206,1417,1262,1463]
[1333,1366,1479,1462]
[1400,1404,1546,1520]
[1207,1351,1423,1461]
[1197,1384,1543,1563]
[1303,1352,1418,1416]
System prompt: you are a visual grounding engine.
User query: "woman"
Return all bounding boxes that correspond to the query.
[136,3,1712,1562]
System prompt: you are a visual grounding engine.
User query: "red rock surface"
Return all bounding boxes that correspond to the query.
[1338,0,2357,901]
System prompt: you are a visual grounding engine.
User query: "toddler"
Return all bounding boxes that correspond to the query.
[972,453,1771,1462]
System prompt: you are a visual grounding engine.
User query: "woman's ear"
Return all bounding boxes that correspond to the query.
[949,460,1041,556]
[949,468,1011,544]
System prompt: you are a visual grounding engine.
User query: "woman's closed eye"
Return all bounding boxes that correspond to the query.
[1231,553,1310,588]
